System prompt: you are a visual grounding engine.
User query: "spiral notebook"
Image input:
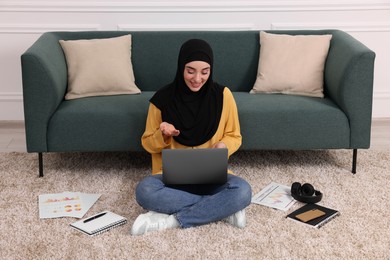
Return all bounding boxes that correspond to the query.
[70,211,127,236]
[286,204,339,228]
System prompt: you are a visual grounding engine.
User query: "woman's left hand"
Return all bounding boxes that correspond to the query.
[211,142,227,149]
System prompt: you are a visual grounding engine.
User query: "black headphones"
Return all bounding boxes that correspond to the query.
[291,182,323,204]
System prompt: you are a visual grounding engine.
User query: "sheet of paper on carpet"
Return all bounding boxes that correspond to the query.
[252,182,296,211]
[38,192,101,219]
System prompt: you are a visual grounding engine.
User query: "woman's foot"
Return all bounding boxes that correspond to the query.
[224,209,246,228]
[131,211,179,235]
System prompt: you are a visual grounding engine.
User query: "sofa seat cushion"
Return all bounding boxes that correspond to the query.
[233,92,350,149]
[47,91,350,152]
[47,92,155,152]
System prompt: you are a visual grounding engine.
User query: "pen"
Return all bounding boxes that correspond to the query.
[84,212,106,223]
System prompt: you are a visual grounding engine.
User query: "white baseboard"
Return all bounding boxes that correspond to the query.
[0,93,24,120]
[373,90,390,118]
[0,101,24,121]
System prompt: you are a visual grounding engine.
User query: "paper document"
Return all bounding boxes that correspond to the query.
[252,182,296,211]
[39,192,101,219]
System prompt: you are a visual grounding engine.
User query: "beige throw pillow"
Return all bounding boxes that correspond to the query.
[59,35,141,100]
[251,31,332,98]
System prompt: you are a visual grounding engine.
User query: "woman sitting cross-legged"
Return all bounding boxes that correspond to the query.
[131,39,252,236]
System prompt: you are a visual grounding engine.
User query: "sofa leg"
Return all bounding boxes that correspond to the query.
[38,153,43,177]
[352,149,357,174]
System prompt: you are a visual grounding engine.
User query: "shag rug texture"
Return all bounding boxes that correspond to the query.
[1,149,390,259]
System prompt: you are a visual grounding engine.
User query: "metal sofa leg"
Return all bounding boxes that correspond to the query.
[352,149,357,174]
[38,153,43,177]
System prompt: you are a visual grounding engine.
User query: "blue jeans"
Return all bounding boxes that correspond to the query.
[135,174,252,228]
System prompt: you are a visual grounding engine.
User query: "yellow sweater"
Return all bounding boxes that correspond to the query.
[141,87,242,174]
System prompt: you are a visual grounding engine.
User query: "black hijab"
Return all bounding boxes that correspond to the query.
[150,39,224,146]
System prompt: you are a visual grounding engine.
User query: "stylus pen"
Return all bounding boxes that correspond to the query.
[83,212,106,223]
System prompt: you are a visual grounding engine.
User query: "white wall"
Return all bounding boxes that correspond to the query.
[1,0,389,120]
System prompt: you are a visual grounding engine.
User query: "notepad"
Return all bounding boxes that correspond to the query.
[70,211,127,236]
[286,204,339,228]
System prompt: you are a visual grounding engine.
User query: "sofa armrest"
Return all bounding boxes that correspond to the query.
[324,30,375,148]
[21,32,68,152]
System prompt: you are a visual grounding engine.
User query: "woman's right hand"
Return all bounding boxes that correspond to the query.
[160,122,180,140]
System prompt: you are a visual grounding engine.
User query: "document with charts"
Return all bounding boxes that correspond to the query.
[252,182,296,211]
[39,192,101,219]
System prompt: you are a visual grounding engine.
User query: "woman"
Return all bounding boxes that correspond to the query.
[131,39,252,236]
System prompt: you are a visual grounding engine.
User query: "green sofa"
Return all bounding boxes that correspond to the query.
[21,30,375,177]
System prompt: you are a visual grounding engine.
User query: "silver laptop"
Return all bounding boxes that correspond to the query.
[162,148,228,186]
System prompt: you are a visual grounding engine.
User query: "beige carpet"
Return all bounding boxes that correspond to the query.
[1,149,390,259]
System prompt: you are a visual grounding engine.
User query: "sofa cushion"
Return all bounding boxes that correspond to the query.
[251,31,332,98]
[59,35,141,100]
[233,92,350,149]
[47,91,350,152]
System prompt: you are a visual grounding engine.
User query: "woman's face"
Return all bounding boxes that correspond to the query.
[183,61,211,92]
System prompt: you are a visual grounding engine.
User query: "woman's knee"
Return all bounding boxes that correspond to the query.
[135,175,164,207]
[228,176,252,206]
